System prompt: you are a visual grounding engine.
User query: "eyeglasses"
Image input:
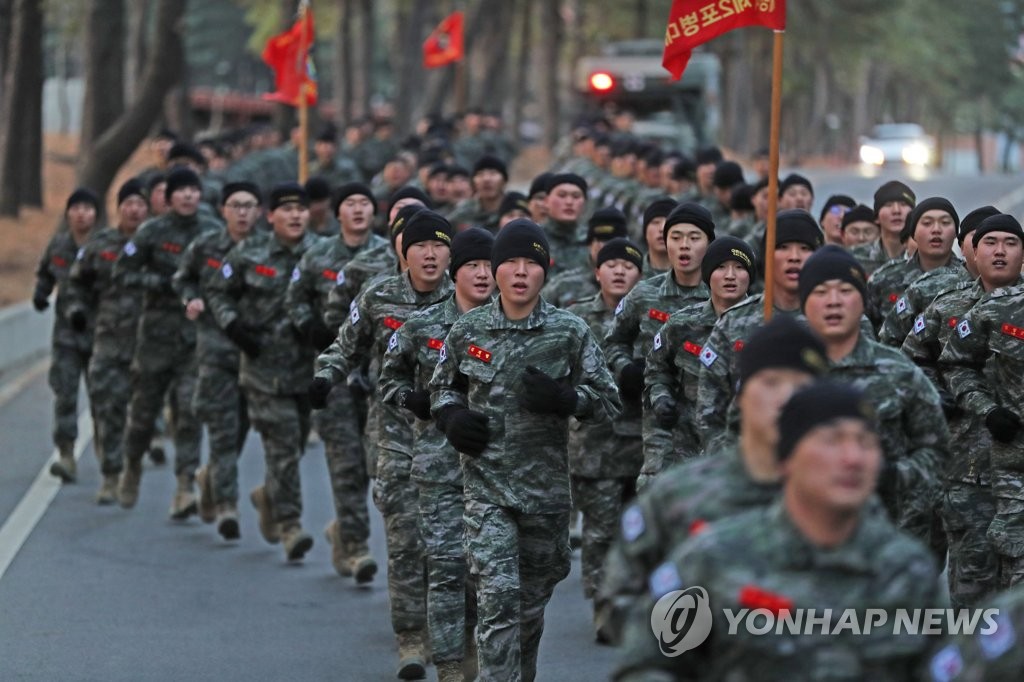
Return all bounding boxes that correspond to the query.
[828,205,852,217]
[226,202,259,212]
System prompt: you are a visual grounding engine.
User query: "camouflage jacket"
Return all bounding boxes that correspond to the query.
[925,586,1024,682]
[35,230,94,351]
[323,240,399,329]
[877,261,969,348]
[429,297,621,513]
[868,253,961,331]
[65,228,135,358]
[850,237,904,278]
[206,231,319,394]
[446,197,500,233]
[541,265,599,309]
[641,253,669,281]
[614,502,941,682]
[308,155,362,187]
[543,218,590,278]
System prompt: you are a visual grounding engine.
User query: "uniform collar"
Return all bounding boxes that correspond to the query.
[658,271,708,298]
[487,296,553,330]
[765,501,876,573]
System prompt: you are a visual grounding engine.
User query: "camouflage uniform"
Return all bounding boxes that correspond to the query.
[597,447,778,644]
[35,231,94,453]
[939,284,1024,588]
[565,293,643,602]
[115,211,220,475]
[640,253,669,281]
[66,228,137,473]
[315,271,453,638]
[429,297,621,682]
[849,237,902,278]
[172,228,252,505]
[925,585,1024,681]
[877,262,969,347]
[614,502,941,681]
[643,299,720,477]
[285,232,387,550]
[378,296,476,664]
[309,155,362,187]
[446,197,500,233]
[206,231,320,528]
[605,272,710,487]
[540,266,598,308]
[543,219,590,278]
[867,253,960,331]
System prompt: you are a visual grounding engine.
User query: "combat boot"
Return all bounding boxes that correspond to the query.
[436,661,463,682]
[249,485,280,544]
[280,523,313,562]
[49,442,76,483]
[169,473,198,520]
[346,541,377,585]
[323,519,352,576]
[95,474,118,505]
[118,458,143,508]
[148,434,167,466]
[395,630,428,680]
[216,502,240,540]
[195,465,216,524]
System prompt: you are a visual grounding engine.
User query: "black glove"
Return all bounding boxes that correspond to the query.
[32,294,49,312]
[439,406,490,457]
[308,376,333,409]
[520,366,577,417]
[986,407,1022,443]
[69,310,88,332]
[653,396,679,429]
[300,318,336,351]
[225,320,261,357]
[618,360,645,402]
[399,389,433,420]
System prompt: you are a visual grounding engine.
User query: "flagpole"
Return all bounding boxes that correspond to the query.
[762,29,784,321]
[297,1,310,185]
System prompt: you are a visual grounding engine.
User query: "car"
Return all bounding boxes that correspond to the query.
[858,123,936,168]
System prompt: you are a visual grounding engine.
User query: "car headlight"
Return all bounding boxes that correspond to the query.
[901,143,930,166]
[860,145,885,166]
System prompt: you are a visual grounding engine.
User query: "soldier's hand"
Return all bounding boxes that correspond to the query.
[308,376,333,409]
[185,298,205,321]
[224,320,261,358]
[69,310,88,332]
[986,407,1022,443]
[440,406,490,456]
[617,359,645,401]
[32,294,49,312]
[653,396,679,429]
[399,389,432,420]
[520,366,577,417]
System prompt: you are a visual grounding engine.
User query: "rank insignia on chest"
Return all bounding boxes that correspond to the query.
[51,256,68,268]
[738,585,793,615]
[895,297,907,314]
[648,308,669,323]
[653,332,662,351]
[957,320,971,338]
[100,250,118,262]
[913,315,926,335]
[205,257,221,270]
[383,316,403,330]
[321,269,337,282]
[427,338,444,351]
[1000,322,1024,341]
[468,344,492,363]
[688,519,708,536]
[699,346,718,367]
[160,241,182,254]
[254,264,277,278]
[683,340,702,356]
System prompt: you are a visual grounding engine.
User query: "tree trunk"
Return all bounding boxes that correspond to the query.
[510,0,534,143]
[0,0,43,216]
[21,45,42,207]
[392,0,431,134]
[0,0,12,106]
[80,0,126,174]
[355,0,374,119]
[468,0,515,111]
[124,0,149,103]
[76,0,187,198]
[635,0,648,37]
[333,0,351,126]
[537,0,563,148]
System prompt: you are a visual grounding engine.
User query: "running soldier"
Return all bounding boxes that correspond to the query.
[542,173,591,277]
[850,180,916,277]
[638,197,675,279]
[541,206,628,308]
[446,155,507,233]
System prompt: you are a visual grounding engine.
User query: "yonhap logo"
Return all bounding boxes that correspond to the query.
[650,586,713,656]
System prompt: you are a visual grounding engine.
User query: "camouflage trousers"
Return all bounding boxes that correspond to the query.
[193,362,249,504]
[48,343,91,449]
[122,353,201,476]
[417,480,477,663]
[373,445,426,635]
[87,348,130,474]
[313,385,369,543]
[638,413,699,493]
[942,481,998,608]
[464,499,571,682]
[572,475,637,600]
[986,454,1024,589]
[245,388,311,524]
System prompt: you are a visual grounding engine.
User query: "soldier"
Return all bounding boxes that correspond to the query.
[310,210,455,678]
[526,173,552,225]
[564,237,644,637]
[643,237,756,478]
[839,204,878,249]
[310,126,362,186]
[614,381,941,681]
[867,197,963,331]
[850,180,916,276]
[206,183,320,561]
[425,164,453,215]
[64,182,147,498]
[286,181,387,580]
[925,584,1024,681]
[114,167,220,514]
[146,174,169,217]
[497,191,530,229]
[800,245,948,553]
[542,206,628,308]
[639,197,675,279]
[542,173,591,277]
[599,316,826,644]
[818,194,856,246]
[707,161,744,229]
[429,219,620,681]
[940,214,1024,589]
[172,182,262,539]
[304,176,339,237]
[447,155,507,233]
[777,173,814,211]
[378,227,496,682]
[34,188,100,483]
[696,209,823,451]
[445,166,473,207]
[693,146,722,203]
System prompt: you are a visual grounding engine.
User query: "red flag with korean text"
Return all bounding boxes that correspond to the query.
[262,8,318,106]
[663,0,786,80]
[423,11,465,69]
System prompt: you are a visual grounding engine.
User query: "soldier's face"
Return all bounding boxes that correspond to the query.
[665,225,709,280]
[709,261,750,307]
[696,163,716,191]
[738,368,816,453]
[820,206,850,245]
[339,195,374,235]
[960,231,979,277]
[646,218,668,256]
[842,221,879,248]
[149,183,168,215]
[447,176,472,202]
[547,185,585,223]
[222,191,261,241]
[877,201,911,238]
[389,198,423,225]
[773,241,814,294]
[314,140,336,164]
[66,202,97,234]
[496,257,545,306]
[406,241,451,291]
[169,185,201,216]
[752,187,770,221]
[783,419,881,514]
[913,210,957,262]
[427,175,449,202]
[529,193,548,223]
[595,259,640,300]
[454,259,496,307]
[779,186,813,211]
[270,201,308,244]
[118,196,149,232]
[802,280,864,344]
[976,233,1024,289]
[473,169,506,201]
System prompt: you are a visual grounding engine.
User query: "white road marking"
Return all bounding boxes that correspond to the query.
[0,357,48,411]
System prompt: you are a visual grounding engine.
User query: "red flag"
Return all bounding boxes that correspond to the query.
[423,11,465,69]
[262,8,318,106]
[663,0,786,80]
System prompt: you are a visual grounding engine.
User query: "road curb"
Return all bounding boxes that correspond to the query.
[0,302,52,376]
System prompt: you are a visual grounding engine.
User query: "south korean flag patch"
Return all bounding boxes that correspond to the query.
[649,562,683,599]
[123,241,137,257]
[614,298,626,316]
[221,262,233,279]
[291,266,301,283]
[438,343,448,364]
[336,270,346,286]
[895,297,908,315]
[350,306,360,325]
[699,346,718,368]
[653,332,663,351]
[621,505,645,542]
[957,319,971,339]
[76,247,86,261]
[387,331,398,352]
[913,314,926,335]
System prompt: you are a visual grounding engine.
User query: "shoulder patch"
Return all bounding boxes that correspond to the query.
[387,331,398,352]
[336,269,346,286]
[291,266,301,282]
[913,314,926,335]
[123,241,137,256]
[76,247,85,261]
[653,332,663,351]
[928,644,963,682]
[699,346,718,368]
[895,296,907,314]
[614,297,626,316]
[221,262,233,279]
[978,612,1015,660]
[438,342,448,364]
[621,505,645,542]
[649,562,683,598]
[957,319,971,338]
[350,306,360,324]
